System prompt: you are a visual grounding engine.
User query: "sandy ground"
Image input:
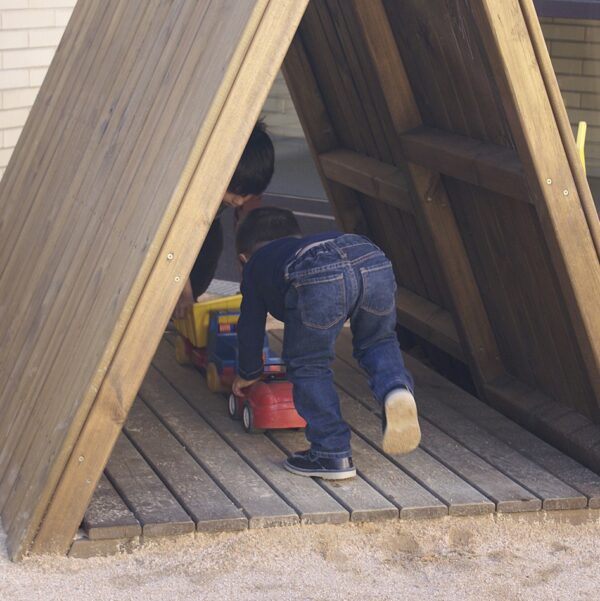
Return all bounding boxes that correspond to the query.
[1,513,599,601]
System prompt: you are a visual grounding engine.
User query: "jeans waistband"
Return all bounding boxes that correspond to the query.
[294,238,335,259]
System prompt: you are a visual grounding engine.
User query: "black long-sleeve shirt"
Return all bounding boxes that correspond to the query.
[237,232,337,379]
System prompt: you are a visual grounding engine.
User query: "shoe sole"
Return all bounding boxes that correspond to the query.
[283,460,356,480]
[383,389,421,455]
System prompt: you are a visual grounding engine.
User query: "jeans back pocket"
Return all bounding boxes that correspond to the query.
[360,263,397,315]
[294,273,346,329]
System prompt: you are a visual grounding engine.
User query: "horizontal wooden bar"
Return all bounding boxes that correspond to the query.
[395,287,464,361]
[399,126,529,202]
[319,149,414,213]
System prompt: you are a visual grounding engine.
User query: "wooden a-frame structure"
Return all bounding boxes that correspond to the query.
[0,0,598,559]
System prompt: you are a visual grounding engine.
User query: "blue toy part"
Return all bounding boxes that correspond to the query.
[205,308,286,380]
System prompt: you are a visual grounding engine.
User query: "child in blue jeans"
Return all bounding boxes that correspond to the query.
[232,207,420,480]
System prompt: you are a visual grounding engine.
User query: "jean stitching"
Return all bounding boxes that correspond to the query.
[295,277,346,330]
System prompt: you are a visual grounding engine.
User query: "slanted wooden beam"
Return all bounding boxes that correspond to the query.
[395,287,463,361]
[350,0,505,389]
[472,0,600,413]
[319,149,413,213]
[399,126,529,202]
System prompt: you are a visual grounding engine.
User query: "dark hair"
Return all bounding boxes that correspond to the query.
[236,207,301,255]
[227,120,274,196]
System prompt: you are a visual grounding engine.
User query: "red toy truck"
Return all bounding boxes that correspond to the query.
[174,294,305,433]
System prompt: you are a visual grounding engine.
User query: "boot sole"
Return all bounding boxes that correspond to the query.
[283,461,356,480]
[383,390,421,455]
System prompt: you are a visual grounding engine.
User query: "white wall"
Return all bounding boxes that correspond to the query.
[0,0,75,179]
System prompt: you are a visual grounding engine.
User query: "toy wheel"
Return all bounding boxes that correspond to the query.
[242,403,264,434]
[228,393,241,419]
[206,362,227,393]
[174,336,191,366]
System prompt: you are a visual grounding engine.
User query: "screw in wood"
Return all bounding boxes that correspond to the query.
[167,252,174,260]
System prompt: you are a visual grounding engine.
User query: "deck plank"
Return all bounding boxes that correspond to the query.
[334,329,586,510]
[270,428,399,523]
[151,340,349,526]
[82,474,141,541]
[141,360,299,529]
[405,355,600,508]
[104,434,194,538]
[124,398,247,532]
[268,332,494,515]
[84,329,600,548]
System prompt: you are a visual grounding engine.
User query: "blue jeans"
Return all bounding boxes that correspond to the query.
[283,234,414,459]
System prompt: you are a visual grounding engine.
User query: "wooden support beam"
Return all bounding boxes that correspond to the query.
[319,149,413,213]
[395,287,464,361]
[399,126,529,202]
[472,0,600,413]
[350,0,504,389]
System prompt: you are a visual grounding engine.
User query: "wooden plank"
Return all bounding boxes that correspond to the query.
[399,126,528,202]
[104,434,194,538]
[319,150,413,213]
[24,0,308,559]
[2,0,175,534]
[0,0,147,491]
[153,339,348,526]
[82,474,141,541]
[141,354,300,529]
[416,395,586,511]
[418,420,539,513]
[282,29,370,236]
[335,328,586,510]
[340,434,447,520]
[521,0,600,258]
[473,0,600,412]
[405,357,600,508]
[395,287,463,361]
[268,331,492,515]
[330,330,563,512]
[326,0,395,162]
[159,331,400,523]
[270,428,399,523]
[486,376,600,475]
[347,0,504,389]
[124,399,247,532]
[0,0,110,268]
[317,0,447,306]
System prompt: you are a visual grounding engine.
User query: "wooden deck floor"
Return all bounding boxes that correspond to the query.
[73,330,600,557]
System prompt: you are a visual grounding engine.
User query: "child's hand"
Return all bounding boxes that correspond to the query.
[173,278,195,320]
[232,375,261,397]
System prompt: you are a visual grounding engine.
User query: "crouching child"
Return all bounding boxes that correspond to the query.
[232,207,420,480]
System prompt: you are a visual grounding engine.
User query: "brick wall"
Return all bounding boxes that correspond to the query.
[541,17,600,176]
[0,0,75,179]
[0,8,597,179]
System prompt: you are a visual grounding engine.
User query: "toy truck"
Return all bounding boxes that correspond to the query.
[173,294,305,433]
